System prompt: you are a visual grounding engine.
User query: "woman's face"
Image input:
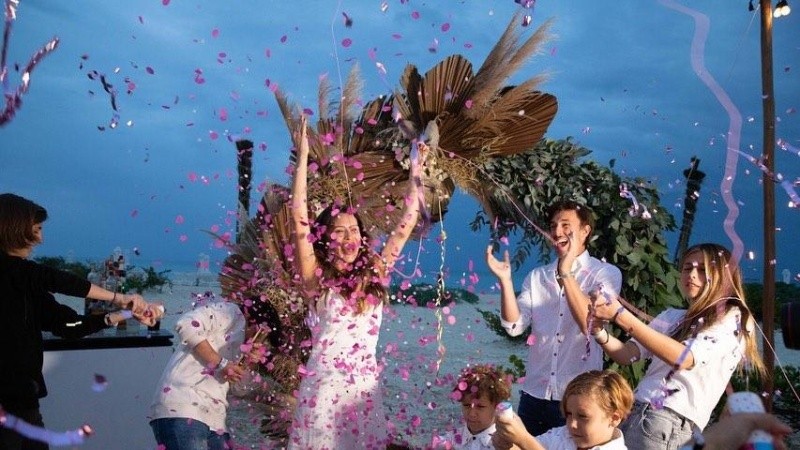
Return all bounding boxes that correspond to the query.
[327,213,362,267]
[32,222,43,245]
[680,251,707,302]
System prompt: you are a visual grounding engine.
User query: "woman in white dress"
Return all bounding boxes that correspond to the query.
[288,116,425,449]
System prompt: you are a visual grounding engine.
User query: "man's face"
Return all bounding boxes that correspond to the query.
[549,209,589,257]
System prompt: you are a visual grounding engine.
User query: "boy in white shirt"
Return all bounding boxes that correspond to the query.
[433,364,512,450]
[493,370,633,450]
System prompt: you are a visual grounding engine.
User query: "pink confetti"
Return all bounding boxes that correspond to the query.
[526,334,536,346]
[145,66,154,75]
[342,38,352,48]
[91,373,108,392]
[209,130,219,140]
[175,215,185,224]
[280,35,287,43]
[130,209,138,218]
[441,23,451,32]
[162,0,170,5]
[219,108,228,121]
[411,11,420,19]
[211,28,220,38]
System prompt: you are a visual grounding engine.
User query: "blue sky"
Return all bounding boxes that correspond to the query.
[1,0,798,284]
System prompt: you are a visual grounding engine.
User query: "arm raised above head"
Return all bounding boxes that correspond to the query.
[380,142,425,272]
[290,116,320,291]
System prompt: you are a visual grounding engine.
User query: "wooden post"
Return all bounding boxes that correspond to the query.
[759,0,776,412]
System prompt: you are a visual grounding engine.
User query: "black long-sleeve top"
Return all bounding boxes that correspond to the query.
[0,252,108,409]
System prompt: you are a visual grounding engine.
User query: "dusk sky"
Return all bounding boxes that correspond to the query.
[1,0,798,285]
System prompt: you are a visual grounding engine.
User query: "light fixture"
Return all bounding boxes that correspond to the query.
[774,0,791,17]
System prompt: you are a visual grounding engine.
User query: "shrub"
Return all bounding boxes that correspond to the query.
[33,256,92,279]
[390,283,479,306]
[122,266,173,294]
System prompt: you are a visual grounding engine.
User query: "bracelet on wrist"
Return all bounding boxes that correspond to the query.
[216,357,230,374]
[611,305,626,323]
[593,329,610,345]
[556,271,573,280]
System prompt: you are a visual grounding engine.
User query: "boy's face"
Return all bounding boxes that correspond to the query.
[563,393,620,448]
[461,393,496,435]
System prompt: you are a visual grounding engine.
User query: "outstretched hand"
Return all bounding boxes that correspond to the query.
[486,245,512,281]
[699,413,792,450]
[590,289,623,322]
[132,302,164,327]
[493,412,534,450]
[297,115,309,158]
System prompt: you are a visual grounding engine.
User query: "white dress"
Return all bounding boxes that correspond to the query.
[288,290,388,450]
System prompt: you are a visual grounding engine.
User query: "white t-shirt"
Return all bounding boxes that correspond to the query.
[434,423,495,450]
[537,426,627,450]
[149,301,246,433]
[632,307,745,429]
[501,250,622,401]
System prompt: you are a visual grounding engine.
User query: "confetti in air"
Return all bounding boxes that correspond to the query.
[0,0,60,127]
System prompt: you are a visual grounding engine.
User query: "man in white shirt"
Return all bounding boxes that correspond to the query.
[486,200,622,436]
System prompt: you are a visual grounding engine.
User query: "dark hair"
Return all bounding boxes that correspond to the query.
[311,204,387,313]
[547,200,594,230]
[452,364,512,405]
[0,193,48,253]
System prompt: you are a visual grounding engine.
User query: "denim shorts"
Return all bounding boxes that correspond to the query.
[150,417,231,450]
[620,401,695,450]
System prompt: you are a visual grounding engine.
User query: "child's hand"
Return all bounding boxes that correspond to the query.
[494,413,535,448]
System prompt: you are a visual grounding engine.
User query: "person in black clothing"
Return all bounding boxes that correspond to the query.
[0,193,162,450]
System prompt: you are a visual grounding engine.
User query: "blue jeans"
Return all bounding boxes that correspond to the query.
[621,401,695,450]
[150,418,230,450]
[517,391,565,437]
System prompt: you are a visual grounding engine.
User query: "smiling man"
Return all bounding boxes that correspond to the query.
[485,200,622,437]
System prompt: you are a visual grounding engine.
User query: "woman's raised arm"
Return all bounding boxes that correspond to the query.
[290,116,319,291]
[380,142,425,272]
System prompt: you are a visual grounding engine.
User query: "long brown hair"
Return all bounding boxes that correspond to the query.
[311,205,388,314]
[671,243,765,377]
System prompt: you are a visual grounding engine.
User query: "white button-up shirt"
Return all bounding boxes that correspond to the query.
[501,250,622,401]
[537,426,627,450]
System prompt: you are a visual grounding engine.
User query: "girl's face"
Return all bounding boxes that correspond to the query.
[460,392,496,435]
[680,251,707,302]
[327,213,362,267]
[563,393,620,449]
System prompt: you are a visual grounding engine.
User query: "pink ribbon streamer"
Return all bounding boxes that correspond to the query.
[1,0,60,127]
[659,0,745,263]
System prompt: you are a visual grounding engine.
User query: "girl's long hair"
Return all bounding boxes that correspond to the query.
[311,205,388,314]
[671,243,765,377]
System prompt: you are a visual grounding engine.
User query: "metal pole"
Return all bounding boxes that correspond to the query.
[759,0,776,412]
